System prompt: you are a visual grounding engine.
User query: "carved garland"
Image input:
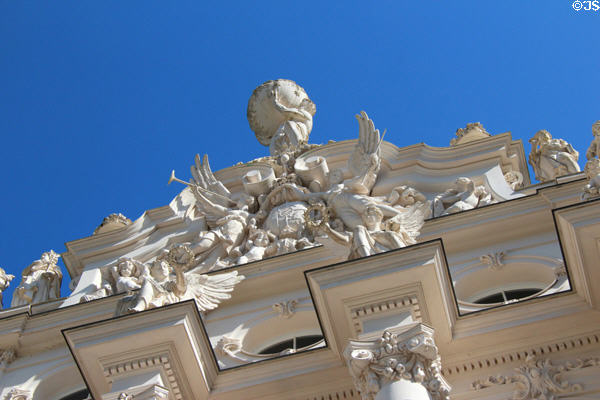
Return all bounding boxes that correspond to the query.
[472,355,600,400]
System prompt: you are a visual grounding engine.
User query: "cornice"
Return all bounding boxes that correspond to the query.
[443,330,600,377]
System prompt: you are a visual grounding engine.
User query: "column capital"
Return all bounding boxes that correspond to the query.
[344,324,450,400]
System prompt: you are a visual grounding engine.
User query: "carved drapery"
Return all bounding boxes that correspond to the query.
[472,355,600,400]
[344,324,450,400]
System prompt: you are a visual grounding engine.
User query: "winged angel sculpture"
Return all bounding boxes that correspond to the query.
[170,105,429,265]
[306,111,430,259]
[116,246,244,315]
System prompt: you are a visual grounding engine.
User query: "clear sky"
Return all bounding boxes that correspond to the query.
[0,1,598,307]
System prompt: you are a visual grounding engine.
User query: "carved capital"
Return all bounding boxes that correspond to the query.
[344,324,450,400]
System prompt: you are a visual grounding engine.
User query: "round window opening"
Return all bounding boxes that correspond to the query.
[473,288,541,305]
[258,335,324,355]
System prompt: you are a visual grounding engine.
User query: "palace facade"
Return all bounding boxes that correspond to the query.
[1,81,599,400]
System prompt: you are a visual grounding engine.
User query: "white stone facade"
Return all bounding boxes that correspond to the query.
[1,81,598,400]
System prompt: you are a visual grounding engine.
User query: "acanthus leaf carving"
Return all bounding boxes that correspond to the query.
[480,251,506,271]
[93,213,132,235]
[472,354,600,400]
[450,122,491,146]
[344,325,450,400]
[272,299,298,319]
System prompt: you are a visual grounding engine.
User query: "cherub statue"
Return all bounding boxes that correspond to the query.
[0,267,15,308]
[186,155,261,271]
[432,177,493,217]
[111,258,147,293]
[237,224,276,265]
[386,185,428,208]
[319,203,424,259]
[11,250,62,307]
[121,245,244,314]
[528,129,580,182]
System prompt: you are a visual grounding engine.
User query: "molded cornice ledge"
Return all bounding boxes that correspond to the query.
[344,324,450,400]
[62,300,214,400]
[305,240,456,357]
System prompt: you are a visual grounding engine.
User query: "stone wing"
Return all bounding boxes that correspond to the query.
[347,111,382,179]
[183,270,245,311]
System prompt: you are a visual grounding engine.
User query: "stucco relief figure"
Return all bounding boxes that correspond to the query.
[236,224,276,265]
[112,258,147,293]
[11,250,62,307]
[432,177,493,217]
[302,112,429,259]
[166,107,427,268]
[583,157,600,200]
[120,246,244,314]
[583,121,600,200]
[528,129,580,182]
[0,268,15,308]
[247,79,316,157]
[585,121,600,160]
[187,155,261,271]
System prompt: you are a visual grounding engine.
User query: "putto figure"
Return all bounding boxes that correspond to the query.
[0,267,15,309]
[528,129,580,182]
[164,83,430,268]
[11,250,62,307]
[111,258,147,293]
[432,177,493,217]
[118,245,244,315]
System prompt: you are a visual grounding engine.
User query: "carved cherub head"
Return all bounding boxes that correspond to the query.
[150,255,171,281]
[364,205,384,231]
[529,130,552,146]
[116,258,142,278]
[233,192,256,212]
[454,177,475,192]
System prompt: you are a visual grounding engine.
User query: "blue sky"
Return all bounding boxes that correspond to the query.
[0,1,598,307]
